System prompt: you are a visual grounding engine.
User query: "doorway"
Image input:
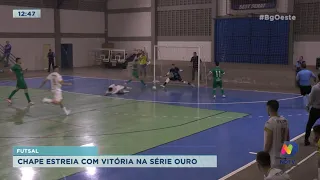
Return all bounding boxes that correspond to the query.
[61,44,73,69]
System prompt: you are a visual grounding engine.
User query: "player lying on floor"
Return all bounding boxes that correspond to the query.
[105,84,130,95]
[160,64,194,88]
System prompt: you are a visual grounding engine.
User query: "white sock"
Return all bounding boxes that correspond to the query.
[43,98,52,103]
[303,96,308,107]
[62,107,68,114]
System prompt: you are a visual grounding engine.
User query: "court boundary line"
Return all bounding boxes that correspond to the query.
[218,132,306,180]
[0,80,302,105]
[285,151,317,174]
[0,111,236,139]
[62,75,300,95]
[4,75,299,95]
[64,92,303,105]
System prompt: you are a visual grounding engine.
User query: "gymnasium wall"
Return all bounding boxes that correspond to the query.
[60,10,104,34]
[108,12,151,37]
[0,5,54,33]
[293,0,320,66]
[60,10,105,67]
[0,38,55,70]
[293,42,320,66]
[156,0,214,62]
[107,0,151,55]
[0,0,106,70]
[0,5,55,70]
[107,0,151,9]
[61,38,105,67]
[157,42,211,62]
[110,41,152,57]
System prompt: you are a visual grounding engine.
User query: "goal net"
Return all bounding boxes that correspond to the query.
[151,45,207,87]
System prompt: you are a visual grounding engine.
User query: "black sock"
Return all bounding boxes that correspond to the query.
[163,82,167,86]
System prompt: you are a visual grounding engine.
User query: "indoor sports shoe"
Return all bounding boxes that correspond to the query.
[160,85,165,88]
[222,95,226,98]
[65,110,71,116]
[213,95,216,98]
[304,140,311,146]
[42,98,51,103]
[28,102,35,106]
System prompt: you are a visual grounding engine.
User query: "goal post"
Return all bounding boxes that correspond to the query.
[152,45,204,87]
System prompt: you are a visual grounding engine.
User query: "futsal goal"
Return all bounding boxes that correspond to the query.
[151,45,207,87]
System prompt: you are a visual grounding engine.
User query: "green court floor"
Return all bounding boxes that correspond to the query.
[0,87,247,180]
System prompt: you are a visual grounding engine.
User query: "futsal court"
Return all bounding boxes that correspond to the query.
[0,75,318,180]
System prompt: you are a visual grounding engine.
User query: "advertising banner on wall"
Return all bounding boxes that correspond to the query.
[231,0,277,10]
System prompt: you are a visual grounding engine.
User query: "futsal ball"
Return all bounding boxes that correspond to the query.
[152,86,157,90]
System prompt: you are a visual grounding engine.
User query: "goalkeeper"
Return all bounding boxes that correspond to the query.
[160,64,194,88]
[124,59,146,86]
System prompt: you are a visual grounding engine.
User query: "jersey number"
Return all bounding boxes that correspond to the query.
[215,71,221,78]
[281,128,286,143]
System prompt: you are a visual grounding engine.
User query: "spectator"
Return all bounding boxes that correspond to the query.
[305,73,320,146]
[264,100,289,170]
[190,52,202,81]
[295,56,305,74]
[1,41,12,67]
[256,151,291,180]
[139,51,148,78]
[47,49,55,72]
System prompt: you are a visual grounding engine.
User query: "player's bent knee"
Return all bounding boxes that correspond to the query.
[165,78,170,83]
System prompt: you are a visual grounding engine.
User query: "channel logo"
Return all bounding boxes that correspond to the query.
[281,141,298,157]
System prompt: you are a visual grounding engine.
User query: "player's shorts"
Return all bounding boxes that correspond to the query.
[299,85,312,96]
[132,70,139,79]
[16,80,27,89]
[169,76,182,81]
[272,157,286,170]
[52,90,63,102]
[213,80,222,88]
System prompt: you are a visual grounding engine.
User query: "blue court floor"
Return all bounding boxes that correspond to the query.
[0,75,308,180]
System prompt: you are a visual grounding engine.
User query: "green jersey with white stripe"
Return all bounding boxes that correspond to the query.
[211,67,224,82]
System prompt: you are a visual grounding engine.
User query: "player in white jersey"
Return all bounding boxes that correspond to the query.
[256,151,291,180]
[105,84,130,96]
[39,66,71,115]
[264,100,290,169]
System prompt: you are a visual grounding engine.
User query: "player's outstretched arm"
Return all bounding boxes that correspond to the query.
[105,92,111,96]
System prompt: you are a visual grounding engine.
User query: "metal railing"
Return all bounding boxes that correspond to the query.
[0,44,16,65]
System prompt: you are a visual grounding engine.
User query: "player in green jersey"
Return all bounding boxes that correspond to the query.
[124,59,146,86]
[6,58,34,105]
[208,62,225,98]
